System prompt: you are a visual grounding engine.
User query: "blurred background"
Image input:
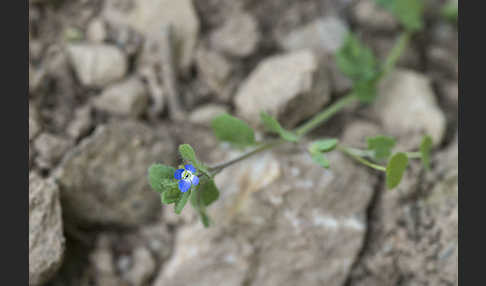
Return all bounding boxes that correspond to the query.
[29,0,458,285]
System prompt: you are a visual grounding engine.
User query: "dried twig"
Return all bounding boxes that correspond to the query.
[160,24,186,121]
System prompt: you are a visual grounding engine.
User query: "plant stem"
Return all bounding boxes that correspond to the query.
[405,151,421,159]
[295,93,358,136]
[209,140,284,175]
[205,32,411,176]
[338,146,386,172]
[382,32,411,77]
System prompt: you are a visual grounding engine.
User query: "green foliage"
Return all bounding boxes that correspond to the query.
[148,164,176,193]
[420,135,433,171]
[179,144,197,165]
[260,111,298,142]
[375,0,424,31]
[441,0,458,23]
[386,152,409,189]
[175,189,191,214]
[367,135,396,160]
[308,138,338,169]
[178,144,211,177]
[309,139,339,153]
[211,113,256,147]
[161,186,181,204]
[198,178,220,206]
[311,152,330,168]
[336,33,381,103]
[190,185,212,227]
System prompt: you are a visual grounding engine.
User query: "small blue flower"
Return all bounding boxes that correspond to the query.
[174,164,199,193]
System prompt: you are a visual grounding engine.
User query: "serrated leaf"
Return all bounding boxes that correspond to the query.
[311,152,330,169]
[200,210,211,227]
[310,138,339,153]
[174,189,191,214]
[179,144,197,165]
[161,185,181,204]
[386,152,409,189]
[336,33,381,103]
[199,178,220,206]
[353,76,380,103]
[178,144,211,178]
[260,111,298,142]
[375,0,424,31]
[190,182,213,227]
[211,113,256,147]
[367,135,396,160]
[420,135,433,171]
[148,164,176,193]
[336,33,379,82]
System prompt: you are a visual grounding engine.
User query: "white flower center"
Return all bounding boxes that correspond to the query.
[181,170,194,182]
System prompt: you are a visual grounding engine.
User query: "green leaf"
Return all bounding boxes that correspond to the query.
[260,111,298,142]
[367,135,396,160]
[386,152,409,189]
[441,0,458,23]
[179,144,197,165]
[311,152,330,169]
[336,33,379,82]
[161,185,181,204]
[148,164,176,193]
[211,113,256,147]
[190,183,213,228]
[178,144,211,178]
[353,76,380,103]
[198,178,220,206]
[174,189,191,214]
[309,138,339,153]
[420,135,433,171]
[375,0,424,31]
[200,210,211,227]
[336,33,381,103]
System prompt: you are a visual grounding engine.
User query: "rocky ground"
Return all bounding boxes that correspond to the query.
[29,0,457,285]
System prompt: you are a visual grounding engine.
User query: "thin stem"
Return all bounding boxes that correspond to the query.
[204,32,411,177]
[295,93,357,136]
[338,146,386,172]
[381,32,411,77]
[405,151,421,159]
[209,140,284,175]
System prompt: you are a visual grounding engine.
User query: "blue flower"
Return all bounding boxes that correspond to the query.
[174,164,199,193]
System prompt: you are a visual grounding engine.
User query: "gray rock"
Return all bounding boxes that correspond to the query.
[279,16,349,56]
[89,236,122,286]
[86,18,107,43]
[352,0,398,31]
[102,0,199,71]
[195,46,232,98]
[210,11,260,57]
[33,133,72,169]
[189,104,229,126]
[94,77,149,117]
[154,124,377,286]
[373,69,446,148]
[235,50,331,128]
[67,44,127,87]
[54,121,176,226]
[427,45,458,80]
[347,139,458,286]
[126,246,157,286]
[29,104,41,141]
[66,105,92,140]
[29,172,65,286]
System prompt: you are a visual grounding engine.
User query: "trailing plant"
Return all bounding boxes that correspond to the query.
[148,0,432,227]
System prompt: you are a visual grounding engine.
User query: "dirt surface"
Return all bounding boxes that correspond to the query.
[29,0,457,285]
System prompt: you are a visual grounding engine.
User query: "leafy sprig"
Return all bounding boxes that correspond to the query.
[148,4,429,227]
